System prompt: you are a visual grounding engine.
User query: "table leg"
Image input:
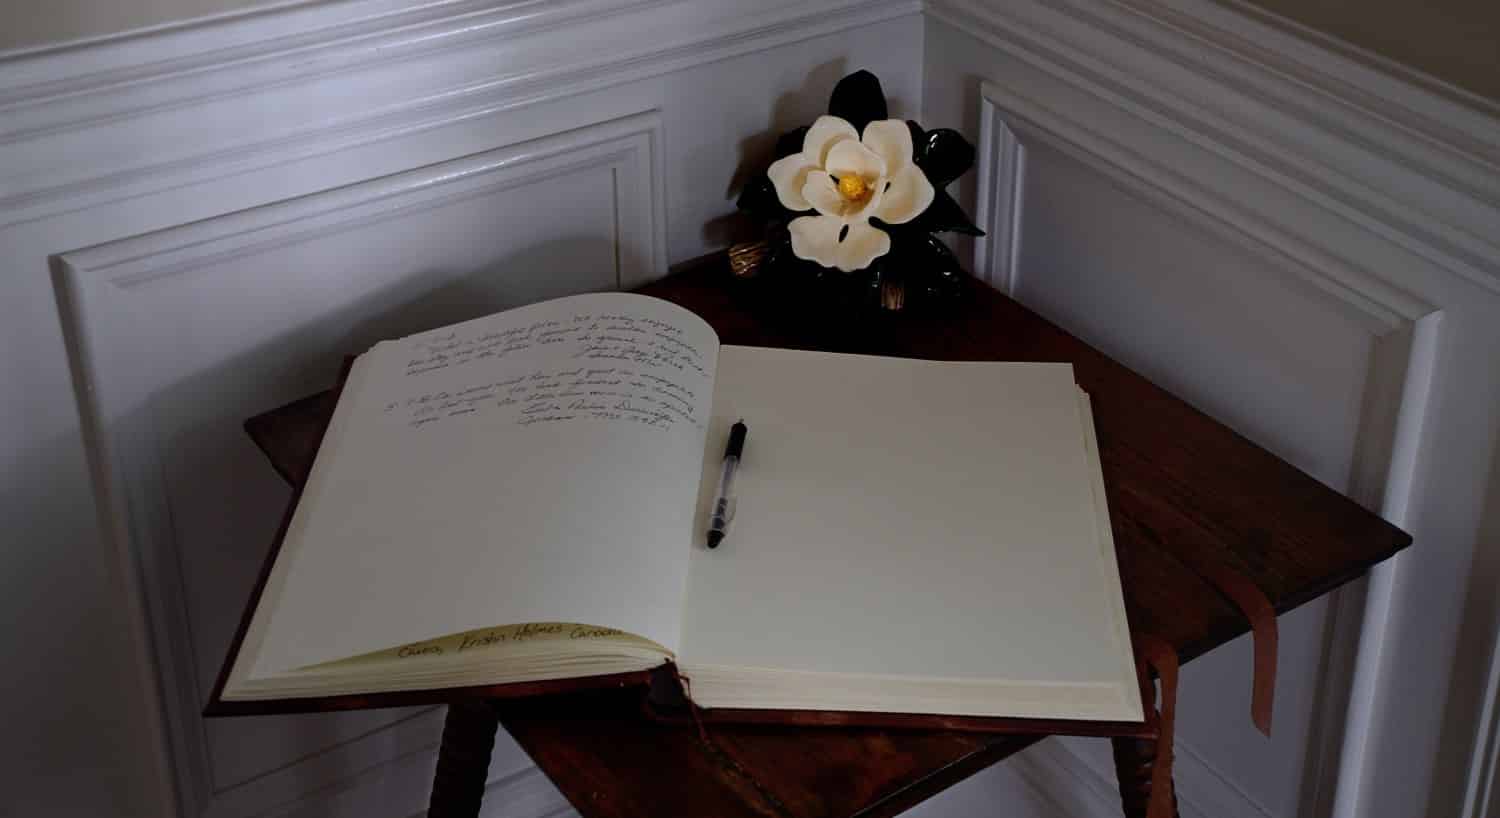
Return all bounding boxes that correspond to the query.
[1111,735,1178,818]
[428,699,503,818]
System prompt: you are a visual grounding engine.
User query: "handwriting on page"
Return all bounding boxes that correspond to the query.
[385,311,707,432]
[312,623,654,668]
[404,313,707,377]
[387,366,698,430]
[393,623,631,660]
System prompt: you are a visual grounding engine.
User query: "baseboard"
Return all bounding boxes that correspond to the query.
[278,749,576,818]
[1006,739,1122,817]
[1010,737,1275,818]
[474,767,579,818]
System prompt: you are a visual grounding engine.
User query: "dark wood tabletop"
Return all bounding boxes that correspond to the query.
[240,260,1411,818]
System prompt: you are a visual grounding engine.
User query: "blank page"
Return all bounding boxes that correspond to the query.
[679,346,1138,718]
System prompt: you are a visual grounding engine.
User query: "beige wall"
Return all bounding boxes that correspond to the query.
[0,0,305,52]
[1237,0,1500,102]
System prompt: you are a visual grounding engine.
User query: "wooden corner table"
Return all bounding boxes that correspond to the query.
[229,259,1410,818]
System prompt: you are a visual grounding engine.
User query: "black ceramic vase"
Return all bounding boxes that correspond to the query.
[734,70,984,315]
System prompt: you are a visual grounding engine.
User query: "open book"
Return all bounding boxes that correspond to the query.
[221,292,1143,723]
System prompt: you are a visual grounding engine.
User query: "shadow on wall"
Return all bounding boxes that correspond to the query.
[48,237,623,796]
[1,428,165,817]
[341,236,638,348]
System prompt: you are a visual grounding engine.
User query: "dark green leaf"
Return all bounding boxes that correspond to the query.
[910,188,985,236]
[915,128,975,188]
[737,174,795,220]
[891,233,966,307]
[893,232,960,268]
[766,226,819,273]
[828,70,888,133]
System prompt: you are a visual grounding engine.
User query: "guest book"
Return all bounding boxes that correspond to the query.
[214,292,1143,724]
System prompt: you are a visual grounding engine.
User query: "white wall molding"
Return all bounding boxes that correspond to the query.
[930,0,1500,298]
[971,111,1024,296]
[974,82,1435,331]
[1329,309,1442,818]
[52,111,663,818]
[0,0,668,110]
[1135,0,1500,164]
[972,49,1447,817]
[0,0,918,229]
[100,113,666,290]
[14,1,1497,817]
[0,0,916,127]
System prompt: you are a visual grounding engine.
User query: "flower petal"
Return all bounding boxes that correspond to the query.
[766,154,817,212]
[801,171,844,219]
[874,165,934,225]
[834,221,892,272]
[802,115,859,167]
[826,140,887,183]
[787,214,844,268]
[861,119,913,177]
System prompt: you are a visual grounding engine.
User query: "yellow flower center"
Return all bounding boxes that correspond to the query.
[837,174,870,203]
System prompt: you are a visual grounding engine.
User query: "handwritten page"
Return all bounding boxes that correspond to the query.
[247,293,718,677]
[389,311,710,432]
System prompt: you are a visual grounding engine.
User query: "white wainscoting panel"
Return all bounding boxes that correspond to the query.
[972,101,1436,814]
[53,112,661,818]
[0,0,919,232]
[920,1,1492,815]
[934,0,1500,296]
[15,0,1500,815]
[7,3,922,816]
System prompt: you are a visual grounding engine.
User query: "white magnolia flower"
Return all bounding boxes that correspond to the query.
[766,115,935,272]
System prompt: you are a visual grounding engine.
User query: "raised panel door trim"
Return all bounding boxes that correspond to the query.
[973,77,1444,818]
[53,109,664,818]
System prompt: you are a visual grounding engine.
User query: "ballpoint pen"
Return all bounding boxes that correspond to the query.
[705,419,747,548]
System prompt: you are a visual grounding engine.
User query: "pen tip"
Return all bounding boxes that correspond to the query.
[706,531,724,549]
